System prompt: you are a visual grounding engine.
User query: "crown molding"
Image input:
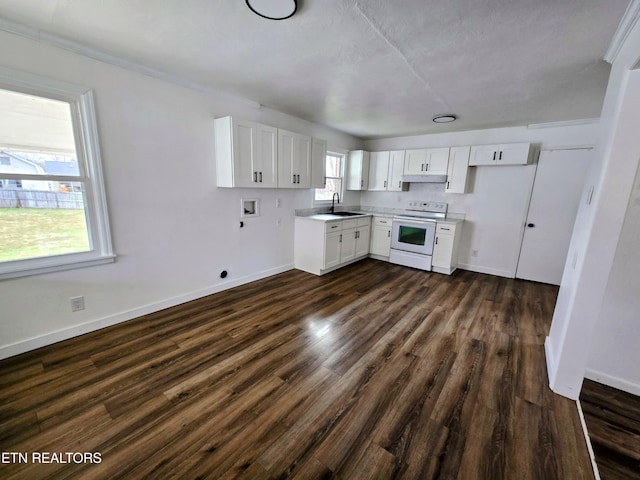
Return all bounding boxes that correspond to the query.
[604,0,640,64]
[527,118,600,130]
[0,16,260,108]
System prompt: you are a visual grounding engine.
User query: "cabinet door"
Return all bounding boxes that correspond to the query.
[324,231,342,269]
[404,149,428,174]
[347,150,370,190]
[371,225,391,256]
[295,134,312,187]
[311,138,327,189]
[256,124,278,187]
[498,143,531,165]
[445,146,470,194]
[340,229,357,263]
[387,150,405,191]
[355,226,370,258]
[426,148,450,174]
[469,144,498,166]
[432,234,454,268]
[232,119,259,188]
[368,151,390,191]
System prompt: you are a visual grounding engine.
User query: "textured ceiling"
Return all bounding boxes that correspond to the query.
[0,0,630,139]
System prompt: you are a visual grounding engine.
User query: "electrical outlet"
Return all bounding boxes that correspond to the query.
[70,296,85,312]
[276,198,282,208]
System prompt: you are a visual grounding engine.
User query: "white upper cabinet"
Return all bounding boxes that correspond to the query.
[311,137,327,189]
[469,142,533,166]
[215,116,278,188]
[368,151,391,191]
[278,129,312,188]
[347,150,370,190]
[445,146,470,194]
[367,150,406,191]
[404,147,450,175]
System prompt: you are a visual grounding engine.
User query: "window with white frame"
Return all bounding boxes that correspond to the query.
[0,67,114,279]
[314,151,345,203]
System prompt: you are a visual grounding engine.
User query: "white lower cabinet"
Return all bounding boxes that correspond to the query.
[370,216,392,257]
[295,216,372,275]
[432,221,463,275]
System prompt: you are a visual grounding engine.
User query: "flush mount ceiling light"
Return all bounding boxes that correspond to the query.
[246,0,297,20]
[432,114,457,123]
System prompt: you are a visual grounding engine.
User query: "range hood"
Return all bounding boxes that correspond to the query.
[401,174,448,183]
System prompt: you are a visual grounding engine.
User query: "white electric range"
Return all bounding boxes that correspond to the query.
[389,201,448,271]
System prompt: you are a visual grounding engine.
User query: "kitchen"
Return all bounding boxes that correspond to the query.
[1,0,640,478]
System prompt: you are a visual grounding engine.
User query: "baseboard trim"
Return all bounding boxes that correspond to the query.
[0,264,294,361]
[584,368,640,396]
[577,400,602,480]
[544,336,556,387]
[457,262,514,278]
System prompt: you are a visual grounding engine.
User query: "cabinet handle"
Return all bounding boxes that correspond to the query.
[259,171,263,182]
[298,174,301,183]
[331,225,339,229]
[446,181,450,189]
[441,227,450,231]
[425,163,429,171]
[387,231,391,238]
[360,179,364,188]
[398,180,402,188]
[292,174,296,184]
[421,164,425,172]
[435,237,438,245]
[253,171,258,182]
[384,180,387,188]
[339,234,342,242]
[493,152,497,161]
[499,151,503,160]
[355,231,359,239]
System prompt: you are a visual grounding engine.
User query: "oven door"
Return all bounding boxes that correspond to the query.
[391,217,436,255]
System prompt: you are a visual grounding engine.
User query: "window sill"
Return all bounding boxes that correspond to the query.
[0,254,116,280]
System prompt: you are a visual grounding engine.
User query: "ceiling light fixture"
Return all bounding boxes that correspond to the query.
[432,114,457,123]
[246,0,298,20]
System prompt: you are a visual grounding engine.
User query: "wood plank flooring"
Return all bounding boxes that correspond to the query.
[0,259,594,479]
[580,379,640,479]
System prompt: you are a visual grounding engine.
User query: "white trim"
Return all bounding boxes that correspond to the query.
[0,263,294,360]
[456,263,513,278]
[0,254,115,280]
[584,368,640,396]
[604,0,640,64]
[576,400,602,480]
[0,16,260,108]
[526,118,600,129]
[545,336,556,386]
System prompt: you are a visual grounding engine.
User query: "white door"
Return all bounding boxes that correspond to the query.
[516,148,592,285]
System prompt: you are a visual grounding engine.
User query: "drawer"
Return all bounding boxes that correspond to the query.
[436,223,456,234]
[342,219,358,230]
[374,216,392,227]
[357,217,371,227]
[325,221,342,233]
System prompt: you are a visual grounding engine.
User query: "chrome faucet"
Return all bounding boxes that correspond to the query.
[331,192,340,214]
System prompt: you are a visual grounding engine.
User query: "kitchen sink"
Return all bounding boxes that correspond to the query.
[330,211,363,216]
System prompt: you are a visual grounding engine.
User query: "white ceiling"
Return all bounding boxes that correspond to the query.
[0,0,630,139]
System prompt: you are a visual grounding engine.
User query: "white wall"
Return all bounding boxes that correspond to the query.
[545,13,640,399]
[363,123,599,278]
[586,160,640,394]
[0,30,362,359]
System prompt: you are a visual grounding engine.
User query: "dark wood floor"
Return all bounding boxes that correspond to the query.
[581,379,640,479]
[0,259,594,479]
